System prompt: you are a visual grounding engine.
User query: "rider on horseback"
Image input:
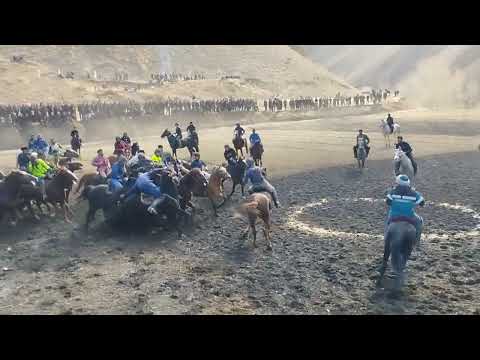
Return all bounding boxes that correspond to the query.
[174,123,183,140]
[191,153,207,171]
[385,174,425,247]
[108,155,127,193]
[121,132,132,145]
[395,136,417,175]
[386,113,394,134]
[243,158,280,208]
[17,146,31,172]
[91,149,111,178]
[151,148,164,166]
[186,122,196,134]
[233,123,245,139]
[353,129,370,159]
[126,168,164,200]
[224,145,237,162]
[28,152,52,199]
[249,128,261,146]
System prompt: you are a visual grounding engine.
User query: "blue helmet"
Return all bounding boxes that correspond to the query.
[396,174,410,187]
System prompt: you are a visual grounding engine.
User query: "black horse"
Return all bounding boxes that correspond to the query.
[225,158,247,197]
[250,142,264,167]
[161,129,198,159]
[83,172,190,237]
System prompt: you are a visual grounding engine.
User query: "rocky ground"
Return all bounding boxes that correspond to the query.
[1,151,479,314]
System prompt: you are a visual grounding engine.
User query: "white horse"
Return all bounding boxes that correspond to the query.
[393,148,415,185]
[380,119,400,148]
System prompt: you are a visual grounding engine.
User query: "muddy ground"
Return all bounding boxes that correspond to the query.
[0,109,479,314]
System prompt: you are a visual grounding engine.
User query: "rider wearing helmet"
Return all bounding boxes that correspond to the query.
[243,158,280,208]
[395,136,417,175]
[353,129,370,159]
[385,174,425,246]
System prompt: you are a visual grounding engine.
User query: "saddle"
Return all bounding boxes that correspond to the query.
[390,216,417,227]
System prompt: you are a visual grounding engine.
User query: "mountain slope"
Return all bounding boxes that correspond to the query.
[0,45,356,104]
[293,45,480,108]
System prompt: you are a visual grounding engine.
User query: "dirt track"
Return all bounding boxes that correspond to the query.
[1,108,479,314]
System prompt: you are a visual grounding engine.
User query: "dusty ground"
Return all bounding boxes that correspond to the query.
[0,108,479,314]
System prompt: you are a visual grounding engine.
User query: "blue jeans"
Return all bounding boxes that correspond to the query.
[385,213,423,242]
[109,178,124,193]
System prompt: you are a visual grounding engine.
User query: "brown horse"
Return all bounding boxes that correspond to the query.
[250,142,264,167]
[75,172,108,196]
[207,166,231,216]
[232,135,248,157]
[178,168,208,215]
[235,192,273,250]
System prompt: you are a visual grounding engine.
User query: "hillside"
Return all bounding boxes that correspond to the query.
[0,45,356,104]
[292,45,480,108]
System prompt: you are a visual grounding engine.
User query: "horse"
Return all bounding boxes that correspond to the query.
[377,221,417,290]
[250,142,264,167]
[225,158,247,197]
[45,169,79,222]
[75,172,108,196]
[356,141,367,169]
[380,119,400,148]
[161,129,196,159]
[0,170,38,226]
[235,192,273,250]
[232,134,248,157]
[207,166,231,216]
[178,168,209,215]
[393,149,415,185]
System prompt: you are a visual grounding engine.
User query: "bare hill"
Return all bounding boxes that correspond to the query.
[293,45,480,108]
[0,45,356,104]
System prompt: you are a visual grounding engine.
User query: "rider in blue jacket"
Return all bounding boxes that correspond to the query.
[249,129,261,145]
[126,168,163,199]
[385,174,425,246]
[243,159,280,207]
[109,156,127,193]
[33,135,49,157]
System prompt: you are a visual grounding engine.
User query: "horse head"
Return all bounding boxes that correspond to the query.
[161,129,171,138]
[394,148,404,162]
[212,166,231,181]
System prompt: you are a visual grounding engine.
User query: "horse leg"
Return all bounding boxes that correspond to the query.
[27,202,40,221]
[377,235,391,286]
[264,219,272,250]
[240,225,250,240]
[251,222,257,248]
[61,202,72,223]
[85,207,97,231]
[229,182,236,198]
